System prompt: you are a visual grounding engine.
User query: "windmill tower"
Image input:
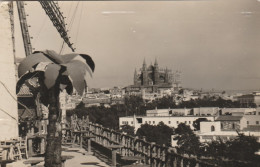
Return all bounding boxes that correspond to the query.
[0,2,19,139]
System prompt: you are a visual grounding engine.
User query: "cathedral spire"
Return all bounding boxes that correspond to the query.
[143,58,146,66]
[154,57,159,71]
[154,57,158,66]
[142,58,147,70]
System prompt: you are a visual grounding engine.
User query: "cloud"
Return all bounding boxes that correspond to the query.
[101,11,136,15]
[240,11,253,15]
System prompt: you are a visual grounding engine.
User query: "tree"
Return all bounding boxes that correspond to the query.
[193,118,209,131]
[119,125,135,136]
[17,50,95,167]
[226,133,260,161]
[136,122,174,146]
[174,123,201,156]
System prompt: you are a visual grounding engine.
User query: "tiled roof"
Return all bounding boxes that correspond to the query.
[17,78,39,97]
[18,108,36,119]
[216,116,242,121]
[17,84,33,97]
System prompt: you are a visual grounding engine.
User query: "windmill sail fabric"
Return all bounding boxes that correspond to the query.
[17,50,95,95]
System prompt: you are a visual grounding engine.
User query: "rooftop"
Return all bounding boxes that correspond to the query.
[216,116,243,121]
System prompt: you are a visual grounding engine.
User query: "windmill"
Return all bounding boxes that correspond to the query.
[0,1,95,167]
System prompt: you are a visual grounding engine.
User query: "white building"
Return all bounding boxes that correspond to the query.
[146,108,191,116]
[119,115,215,132]
[221,108,256,115]
[193,107,219,116]
[197,114,260,143]
[240,114,260,130]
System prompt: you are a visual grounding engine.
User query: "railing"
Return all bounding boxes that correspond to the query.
[87,122,215,167]
[68,115,258,166]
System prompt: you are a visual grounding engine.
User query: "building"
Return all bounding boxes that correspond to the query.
[197,113,260,143]
[240,114,260,130]
[215,115,242,131]
[146,108,191,116]
[83,93,111,107]
[193,107,219,116]
[126,59,181,93]
[220,108,256,115]
[237,91,260,107]
[198,128,260,143]
[119,115,215,132]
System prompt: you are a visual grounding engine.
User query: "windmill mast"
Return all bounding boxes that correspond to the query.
[39,1,75,52]
[16,1,32,57]
[16,1,75,57]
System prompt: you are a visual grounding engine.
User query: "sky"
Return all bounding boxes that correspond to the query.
[13,0,260,91]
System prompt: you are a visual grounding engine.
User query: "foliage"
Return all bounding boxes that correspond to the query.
[201,133,260,164]
[178,97,240,108]
[124,95,145,115]
[67,105,120,130]
[225,133,260,161]
[193,118,209,131]
[136,122,174,146]
[201,140,228,159]
[119,124,135,136]
[174,123,201,156]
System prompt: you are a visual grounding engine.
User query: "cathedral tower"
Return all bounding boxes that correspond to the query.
[134,68,138,85]
[165,67,169,83]
[142,59,148,85]
[154,58,159,85]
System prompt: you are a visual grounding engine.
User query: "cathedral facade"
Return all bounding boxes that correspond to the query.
[128,59,181,93]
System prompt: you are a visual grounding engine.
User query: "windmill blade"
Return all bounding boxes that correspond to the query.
[18,50,64,77]
[64,61,88,95]
[44,63,61,89]
[62,53,95,72]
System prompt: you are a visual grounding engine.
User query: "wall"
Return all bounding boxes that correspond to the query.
[254,96,260,107]
[240,115,260,130]
[119,116,215,132]
[0,2,19,140]
[193,107,219,116]
[221,108,256,115]
[200,121,221,133]
[220,121,240,131]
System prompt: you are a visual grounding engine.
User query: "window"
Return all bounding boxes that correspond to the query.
[185,121,187,124]
[189,121,191,124]
[149,121,151,124]
[221,123,223,129]
[177,121,179,124]
[153,121,155,124]
[247,121,249,125]
[137,118,143,123]
[168,121,171,124]
[122,121,128,125]
[131,121,133,124]
[211,126,215,132]
[256,121,259,125]
[232,123,235,129]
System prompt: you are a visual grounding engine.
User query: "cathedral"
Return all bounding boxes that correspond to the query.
[128,58,181,93]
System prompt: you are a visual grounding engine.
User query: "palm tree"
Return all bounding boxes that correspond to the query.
[16,50,95,167]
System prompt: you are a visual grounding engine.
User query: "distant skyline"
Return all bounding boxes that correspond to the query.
[13,0,260,90]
